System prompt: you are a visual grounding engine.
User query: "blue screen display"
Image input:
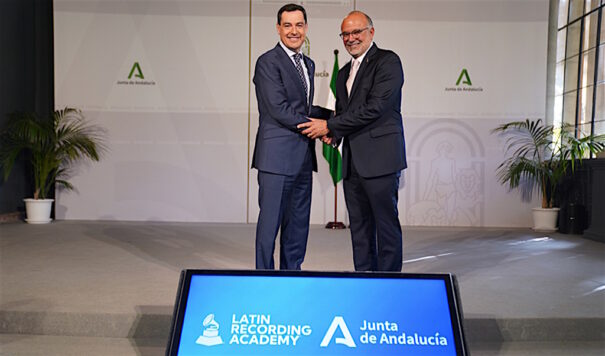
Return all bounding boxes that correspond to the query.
[175,274,459,355]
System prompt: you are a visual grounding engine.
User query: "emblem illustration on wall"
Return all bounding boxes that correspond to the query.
[302,36,310,57]
[405,119,485,226]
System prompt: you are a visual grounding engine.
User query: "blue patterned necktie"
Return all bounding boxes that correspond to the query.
[292,53,308,101]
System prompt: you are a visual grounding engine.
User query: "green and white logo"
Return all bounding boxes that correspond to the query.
[128,62,144,80]
[117,61,156,86]
[455,68,472,86]
[445,68,482,93]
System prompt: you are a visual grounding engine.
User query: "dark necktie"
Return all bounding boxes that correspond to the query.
[292,53,308,101]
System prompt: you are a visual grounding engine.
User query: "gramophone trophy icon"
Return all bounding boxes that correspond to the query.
[196,314,224,346]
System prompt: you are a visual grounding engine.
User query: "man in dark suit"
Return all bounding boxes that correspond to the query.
[252,3,329,270]
[298,11,406,271]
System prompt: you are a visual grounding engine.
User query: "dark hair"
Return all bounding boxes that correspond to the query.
[277,3,307,25]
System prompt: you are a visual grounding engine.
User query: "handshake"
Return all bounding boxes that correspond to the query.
[297,118,335,145]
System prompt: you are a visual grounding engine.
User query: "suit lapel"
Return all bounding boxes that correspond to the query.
[338,62,351,108]
[348,44,378,100]
[303,55,313,108]
[275,44,309,108]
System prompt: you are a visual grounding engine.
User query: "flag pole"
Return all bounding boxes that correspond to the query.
[325,49,346,230]
[325,184,345,229]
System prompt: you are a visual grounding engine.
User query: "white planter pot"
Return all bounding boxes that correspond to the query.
[532,207,560,232]
[23,198,54,224]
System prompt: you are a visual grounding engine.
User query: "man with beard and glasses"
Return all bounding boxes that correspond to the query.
[298,11,407,271]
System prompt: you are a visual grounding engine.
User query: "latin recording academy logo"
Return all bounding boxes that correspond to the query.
[196,313,312,347]
[196,314,223,346]
[116,61,156,86]
[195,314,449,350]
[445,68,483,93]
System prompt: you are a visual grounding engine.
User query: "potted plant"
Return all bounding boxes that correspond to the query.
[492,119,605,231]
[0,107,105,223]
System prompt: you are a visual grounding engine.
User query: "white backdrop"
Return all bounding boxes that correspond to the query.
[55,0,549,227]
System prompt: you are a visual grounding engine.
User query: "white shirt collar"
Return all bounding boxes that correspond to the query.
[351,41,374,66]
[278,41,310,102]
[279,41,300,59]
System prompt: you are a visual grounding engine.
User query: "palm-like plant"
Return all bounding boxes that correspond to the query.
[492,119,605,209]
[0,108,105,199]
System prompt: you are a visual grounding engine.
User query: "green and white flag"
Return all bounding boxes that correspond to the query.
[323,50,342,186]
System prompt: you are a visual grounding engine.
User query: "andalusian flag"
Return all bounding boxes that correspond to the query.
[323,50,343,185]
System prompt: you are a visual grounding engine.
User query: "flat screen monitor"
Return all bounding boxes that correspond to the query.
[167,270,468,355]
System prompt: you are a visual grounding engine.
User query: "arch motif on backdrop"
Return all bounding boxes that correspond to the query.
[404,119,485,227]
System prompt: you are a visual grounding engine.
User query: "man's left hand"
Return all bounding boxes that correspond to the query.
[298,118,329,139]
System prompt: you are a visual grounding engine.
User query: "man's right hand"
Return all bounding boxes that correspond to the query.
[321,136,334,145]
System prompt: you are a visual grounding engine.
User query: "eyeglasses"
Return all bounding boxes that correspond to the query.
[339,27,370,39]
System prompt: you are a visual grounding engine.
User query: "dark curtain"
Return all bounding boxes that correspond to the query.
[0,0,54,214]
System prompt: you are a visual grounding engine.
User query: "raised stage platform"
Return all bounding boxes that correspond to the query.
[1,221,604,355]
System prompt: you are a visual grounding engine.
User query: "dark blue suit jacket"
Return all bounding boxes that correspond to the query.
[252,44,328,175]
[328,44,407,179]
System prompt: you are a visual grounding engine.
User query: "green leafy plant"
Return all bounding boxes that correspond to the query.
[492,119,605,209]
[0,107,105,199]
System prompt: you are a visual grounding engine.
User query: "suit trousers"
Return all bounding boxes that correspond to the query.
[255,156,312,270]
[343,160,402,271]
